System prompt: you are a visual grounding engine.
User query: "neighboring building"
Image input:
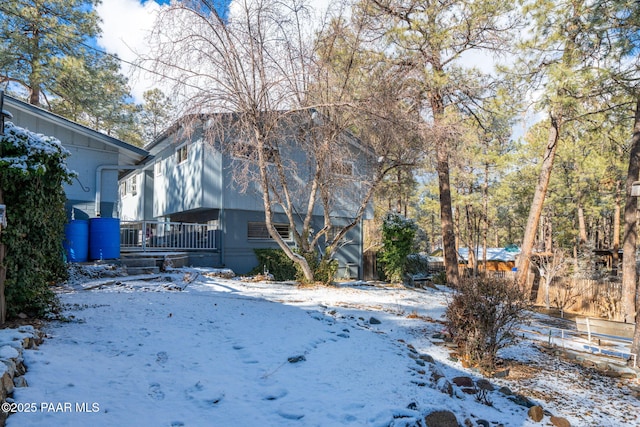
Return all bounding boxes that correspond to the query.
[4,96,149,219]
[457,246,520,272]
[119,114,373,277]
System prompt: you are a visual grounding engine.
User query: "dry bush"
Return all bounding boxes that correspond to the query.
[445,277,530,372]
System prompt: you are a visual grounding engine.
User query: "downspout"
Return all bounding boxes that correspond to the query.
[95,164,148,217]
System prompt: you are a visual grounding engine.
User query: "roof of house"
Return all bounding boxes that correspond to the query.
[4,95,149,164]
[143,110,373,159]
[457,247,521,262]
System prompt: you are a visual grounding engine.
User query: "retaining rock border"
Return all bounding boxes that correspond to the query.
[0,325,42,427]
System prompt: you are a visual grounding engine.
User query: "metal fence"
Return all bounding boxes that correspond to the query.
[120,220,219,251]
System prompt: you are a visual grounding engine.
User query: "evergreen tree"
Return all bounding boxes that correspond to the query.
[513,0,598,289]
[363,0,520,287]
[140,89,175,144]
[0,0,101,106]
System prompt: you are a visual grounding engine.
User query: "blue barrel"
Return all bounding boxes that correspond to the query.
[89,218,121,260]
[63,220,89,263]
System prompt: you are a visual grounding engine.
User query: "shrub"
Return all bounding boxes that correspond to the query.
[445,277,530,372]
[379,212,417,283]
[0,122,74,318]
[295,249,338,285]
[252,248,338,285]
[405,253,431,276]
[251,249,297,281]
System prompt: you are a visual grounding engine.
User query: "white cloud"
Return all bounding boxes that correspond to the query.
[96,0,166,103]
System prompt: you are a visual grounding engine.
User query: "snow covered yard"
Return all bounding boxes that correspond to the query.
[4,268,640,427]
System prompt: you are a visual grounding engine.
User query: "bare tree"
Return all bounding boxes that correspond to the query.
[140,0,418,282]
[532,249,569,310]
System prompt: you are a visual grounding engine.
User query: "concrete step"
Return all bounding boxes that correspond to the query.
[121,257,157,268]
[126,266,160,275]
[120,252,190,273]
[164,254,189,268]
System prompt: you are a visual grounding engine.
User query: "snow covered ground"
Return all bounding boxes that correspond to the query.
[4,267,640,427]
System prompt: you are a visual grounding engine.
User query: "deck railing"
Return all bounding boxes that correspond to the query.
[120,220,219,251]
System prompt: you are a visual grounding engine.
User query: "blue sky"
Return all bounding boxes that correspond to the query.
[142,0,229,17]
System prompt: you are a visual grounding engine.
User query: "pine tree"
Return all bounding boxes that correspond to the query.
[0,0,101,106]
[140,89,175,144]
[363,0,520,287]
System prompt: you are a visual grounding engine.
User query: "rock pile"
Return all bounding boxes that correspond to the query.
[0,325,43,427]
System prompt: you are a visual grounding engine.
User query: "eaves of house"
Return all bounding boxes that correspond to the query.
[3,96,150,165]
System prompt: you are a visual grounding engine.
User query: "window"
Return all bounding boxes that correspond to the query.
[154,160,163,176]
[248,222,290,240]
[176,144,189,164]
[125,176,137,196]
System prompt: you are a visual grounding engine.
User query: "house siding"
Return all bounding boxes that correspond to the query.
[5,98,146,219]
[120,115,369,278]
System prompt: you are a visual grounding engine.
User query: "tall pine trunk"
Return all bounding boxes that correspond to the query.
[612,181,621,276]
[430,85,459,287]
[516,114,560,292]
[622,98,640,323]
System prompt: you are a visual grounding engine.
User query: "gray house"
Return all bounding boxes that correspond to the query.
[119,114,373,277]
[4,96,149,219]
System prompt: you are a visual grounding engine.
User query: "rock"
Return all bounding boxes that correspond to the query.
[2,359,16,378]
[436,378,453,396]
[17,313,28,319]
[407,402,418,410]
[15,361,26,376]
[475,379,494,391]
[1,372,14,395]
[13,376,27,388]
[420,354,435,364]
[492,368,509,378]
[477,420,490,427]
[431,366,445,382]
[424,410,459,427]
[287,355,306,364]
[452,376,474,387]
[498,386,513,396]
[528,406,544,422]
[550,416,571,427]
[509,393,534,408]
[369,317,381,325]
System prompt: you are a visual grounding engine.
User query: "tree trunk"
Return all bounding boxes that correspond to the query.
[577,202,587,246]
[516,114,561,292]
[437,145,459,287]
[622,98,640,323]
[612,181,621,276]
[0,186,6,324]
[482,162,489,275]
[545,211,553,253]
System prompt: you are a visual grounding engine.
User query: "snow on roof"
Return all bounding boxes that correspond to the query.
[457,247,520,262]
